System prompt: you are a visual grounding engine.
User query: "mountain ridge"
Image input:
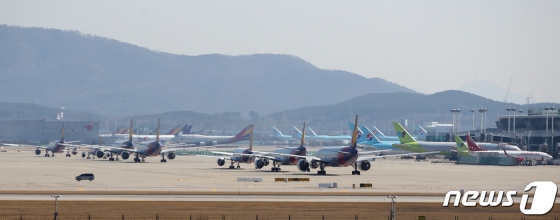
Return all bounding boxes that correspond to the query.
[0,25,415,116]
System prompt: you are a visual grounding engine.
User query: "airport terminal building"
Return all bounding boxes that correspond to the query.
[0,119,99,145]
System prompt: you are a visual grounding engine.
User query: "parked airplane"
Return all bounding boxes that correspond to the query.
[291,126,348,145]
[199,125,258,169]
[171,124,253,146]
[368,126,400,142]
[82,120,137,161]
[258,123,309,172]
[287,116,421,175]
[113,124,188,141]
[391,122,462,157]
[119,119,191,163]
[270,126,295,142]
[464,134,552,162]
[33,124,81,157]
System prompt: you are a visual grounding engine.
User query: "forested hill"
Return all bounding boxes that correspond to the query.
[0,25,414,116]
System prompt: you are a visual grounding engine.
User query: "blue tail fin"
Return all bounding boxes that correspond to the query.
[369,126,386,137]
[361,126,381,144]
[271,126,284,136]
[305,126,318,136]
[415,125,427,137]
[291,126,303,139]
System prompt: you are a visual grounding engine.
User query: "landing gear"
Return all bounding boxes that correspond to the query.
[87,157,91,159]
[317,163,326,175]
[44,153,50,157]
[229,161,240,169]
[66,153,71,157]
[351,162,361,175]
[160,153,167,163]
[109,158,115,161]
[271,161,281,172]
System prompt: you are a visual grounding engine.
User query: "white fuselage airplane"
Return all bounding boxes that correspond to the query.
[465,135,552,161]
[198,125,256,169]
[171,124,254,146]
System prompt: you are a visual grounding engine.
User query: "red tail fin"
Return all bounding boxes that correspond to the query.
[465,135,486,151]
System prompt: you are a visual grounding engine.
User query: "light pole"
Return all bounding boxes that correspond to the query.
[545,107,551,133]
[457,109,461,132]
[551,107,556,133]
[105,117,108,135]
[478,108,487,133]
[514,109,522,134]
[51,195,61,220]
[153,115,158,135]
[450,109,456,132]
[388,195,397,220]
[470,109,475,131]
[506,107,514,134]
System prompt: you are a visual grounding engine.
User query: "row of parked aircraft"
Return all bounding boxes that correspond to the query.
[6,115,552,175]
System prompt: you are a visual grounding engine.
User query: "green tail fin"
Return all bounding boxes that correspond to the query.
[392,122,416,144]
[454,135,468,152]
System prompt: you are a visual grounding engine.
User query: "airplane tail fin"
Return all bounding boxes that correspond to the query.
[415,125,427,137]
[166,125,184,135]
[60,124,65,142]
[300,122,306,147]
[305,127,318,136]
[128,119,133,142]
[370,126,386,137]
[249,126,254,151]
[350,116,359,149]
[226,124,254,144]
[361,126,381,144]
[465,134,485,151]
[348,122,365,142]
[156,118,160,143]
[115,127,127,134]
[180,125,192,135]
[291,126,303,138]
[392,122,417,144]
[454,135,468,152]
[271,126,284,136]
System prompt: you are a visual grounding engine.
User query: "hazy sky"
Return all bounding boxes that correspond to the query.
[1,1,559,103]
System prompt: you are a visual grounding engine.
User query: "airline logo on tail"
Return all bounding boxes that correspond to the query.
[166,125,184,135]
[226,124,254,143]
[84,123,93,131]
[366,133,373,141]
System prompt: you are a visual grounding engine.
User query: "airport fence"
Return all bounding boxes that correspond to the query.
[0,213,559,220]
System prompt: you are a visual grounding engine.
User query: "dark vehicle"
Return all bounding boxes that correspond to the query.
[76,173,94,181]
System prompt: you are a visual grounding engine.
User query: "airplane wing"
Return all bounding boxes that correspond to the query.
[359,149,392,155]
[357,151,440,162]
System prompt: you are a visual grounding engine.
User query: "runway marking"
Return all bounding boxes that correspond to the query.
[340,190,348,192]
[78,188,84,191]
[210,188,216,191]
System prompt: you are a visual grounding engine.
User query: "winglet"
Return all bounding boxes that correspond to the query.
[156,118,160,142]
[300,122,307,147]
[350,115,358,148]
[392,122,417,144]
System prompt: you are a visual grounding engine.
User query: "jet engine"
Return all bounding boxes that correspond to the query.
[81,152,86,158]
[254,159,265,169]
[72,149,78,155]
[167,152,176,160]
[95,150,104,158]
[297,160,310,171]
[357,160,371,171]
[35,149,41,155]
[311,160,320,169]
[120,151,130,160]
[262,158,270,166]
[205,141,217,146]
[217,158,226,166]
